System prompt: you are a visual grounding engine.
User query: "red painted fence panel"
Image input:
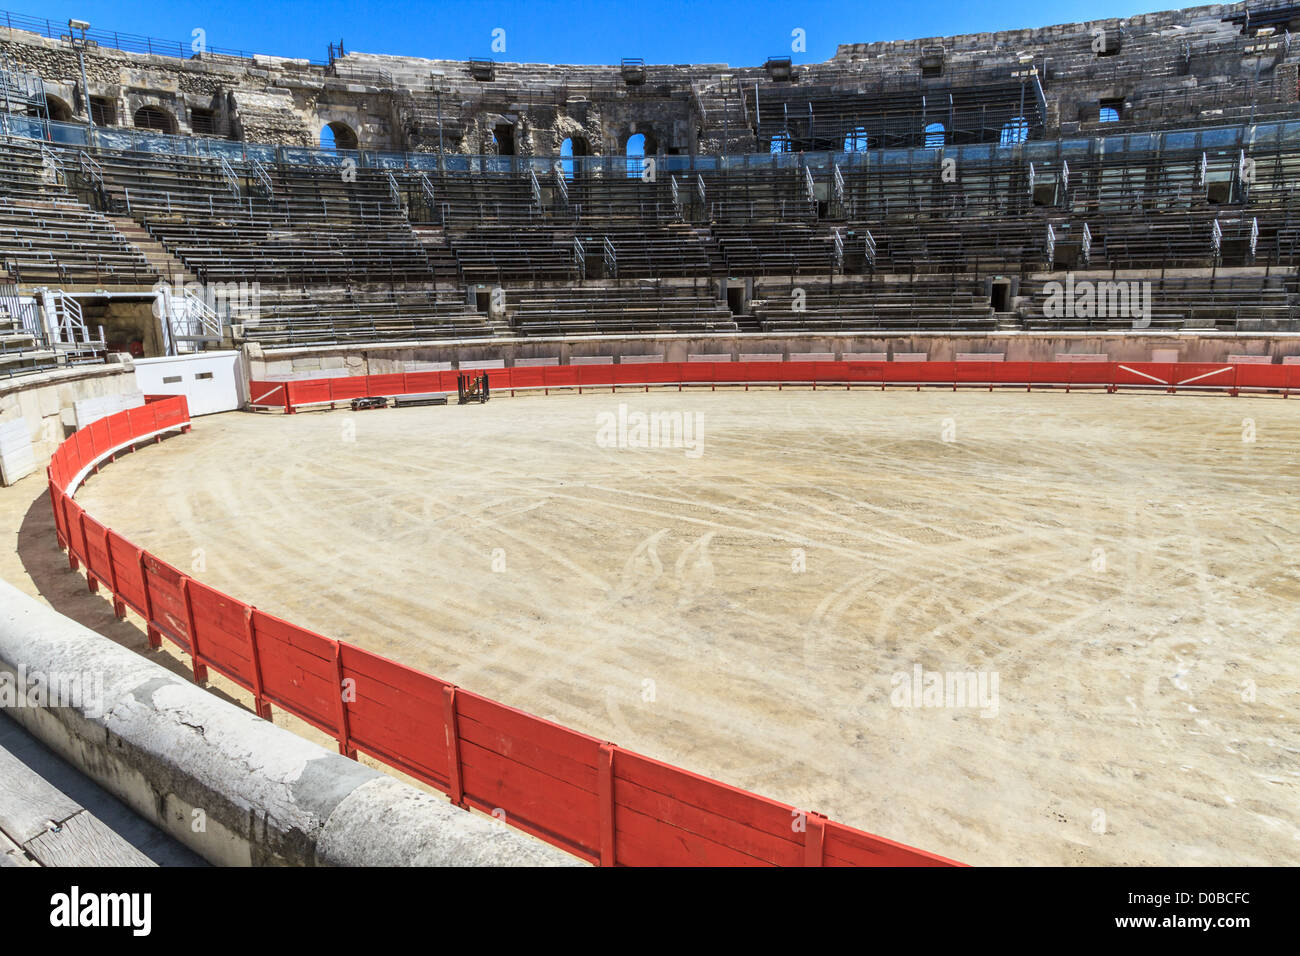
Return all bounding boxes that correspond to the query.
[250,609,341,736]
[612,750,804,867]
[185,580,257,690]
[142,553,192,652]
[455,690,605,862]
[338,644,453,790]
[80,513,114,590]
[822,820,959,867]
[106,530,147,616]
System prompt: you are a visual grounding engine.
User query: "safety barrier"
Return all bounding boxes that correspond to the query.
[249,359,1300,411]
[45,394,958,866]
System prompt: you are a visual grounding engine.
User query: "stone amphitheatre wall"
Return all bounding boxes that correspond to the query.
[3,2,1296,157]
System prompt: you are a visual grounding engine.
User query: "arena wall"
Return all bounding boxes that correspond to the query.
[245,331,1300,383]
[0,359,139,481]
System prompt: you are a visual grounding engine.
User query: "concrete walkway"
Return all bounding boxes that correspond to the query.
[0,710,206,867]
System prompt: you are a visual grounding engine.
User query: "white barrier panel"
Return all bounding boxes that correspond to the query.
[134,351,241,416]
[0,418,35,486]
[72,391,145,429]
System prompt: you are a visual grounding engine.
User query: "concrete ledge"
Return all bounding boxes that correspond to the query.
[0,578,579,867]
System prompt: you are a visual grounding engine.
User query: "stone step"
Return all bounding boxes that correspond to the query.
[106,216,199,286]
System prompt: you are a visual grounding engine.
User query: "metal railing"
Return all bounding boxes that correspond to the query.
[249,158,273,196]
[49,291,104,360]
[4,112,1298,179]
[0,7,305,63]
[217,155,242,198]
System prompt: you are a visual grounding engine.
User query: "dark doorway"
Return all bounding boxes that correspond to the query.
[727,286,746,314]
[991,280,1011,313]
[494,124,515,155]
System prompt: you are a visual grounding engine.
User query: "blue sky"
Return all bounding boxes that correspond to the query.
[18,1,1180,65]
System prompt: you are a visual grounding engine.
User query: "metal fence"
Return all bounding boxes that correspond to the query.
[3,110,1299,177]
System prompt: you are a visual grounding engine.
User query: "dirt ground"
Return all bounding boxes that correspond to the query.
[9,385,1299,865]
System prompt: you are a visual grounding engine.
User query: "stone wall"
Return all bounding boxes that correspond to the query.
[3,1,1294,156]
[0,360,138,474]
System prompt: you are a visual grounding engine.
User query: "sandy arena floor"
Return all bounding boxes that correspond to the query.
[51,387,1300,865]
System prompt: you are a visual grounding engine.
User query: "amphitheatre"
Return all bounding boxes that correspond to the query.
[0,1,1297,868]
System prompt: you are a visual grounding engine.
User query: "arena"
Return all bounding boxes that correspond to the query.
[1,0,1299,869]
[40,387,1298,866]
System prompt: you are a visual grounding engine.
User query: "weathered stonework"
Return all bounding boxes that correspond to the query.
[2,2,1295,155]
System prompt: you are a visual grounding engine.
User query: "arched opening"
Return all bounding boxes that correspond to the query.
[133,105,177,134]
[492,123,515,156]
[560,136,589,179]
[625,132,648,178]
[844,127,870,152]
[43,95,74,123]
[1099,106,1120,124]
[1000,116,1030,146]
[320,121,358,151]
[923,122,945,149]
[628,129,658,156]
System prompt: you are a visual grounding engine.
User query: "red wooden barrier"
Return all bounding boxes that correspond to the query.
[252,358,1297,412]
[250,609,341,738]
[186,579,258,690]
[454,690,605,863]
[338,643,453,790]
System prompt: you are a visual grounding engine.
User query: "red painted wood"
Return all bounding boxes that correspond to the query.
[180,577,209,684]
[598,744,615,866]
[441,685,464,806]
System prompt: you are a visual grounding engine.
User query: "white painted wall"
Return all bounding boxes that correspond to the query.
[133,351,243,416]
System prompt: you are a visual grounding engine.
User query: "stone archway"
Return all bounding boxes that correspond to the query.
[320,120,359,150]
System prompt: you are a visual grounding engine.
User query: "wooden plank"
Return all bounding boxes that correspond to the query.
[456,690,603,768]
[0,741,81,846]
[822,820,959,867]
[612,773,801,866]
[614,749,797,844]
[0,828,35,867]
[613,801,775,867]
[0,418,36,486]
[458,739,601,854]
[24,811,155,867]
